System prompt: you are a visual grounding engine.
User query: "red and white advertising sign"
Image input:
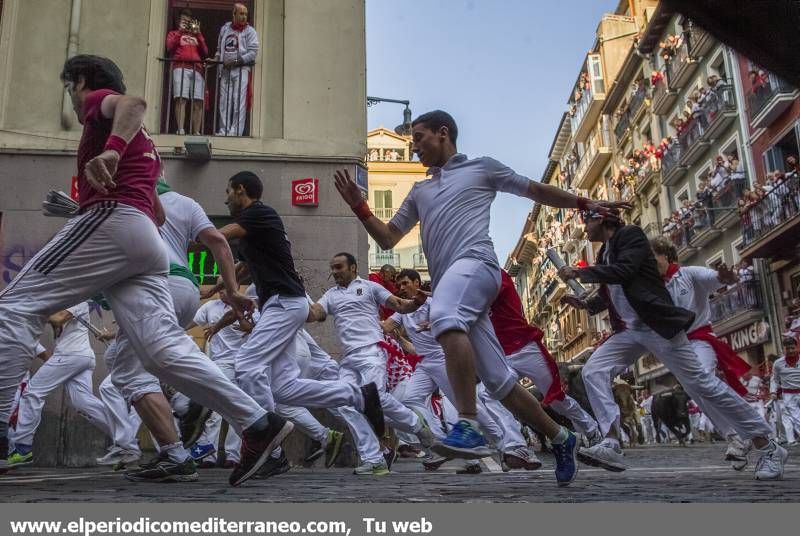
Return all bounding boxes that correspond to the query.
[292,177,319,206]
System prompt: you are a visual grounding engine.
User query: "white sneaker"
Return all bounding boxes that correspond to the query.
[502,446,542,470]
[96,447,141,466]
[353,460,390,476]
[577,440,626,472]
[412,410,436,449]
[584,429,604,447]
[725,435,751,471]
[176,129,186,135]
[754,441,789,480]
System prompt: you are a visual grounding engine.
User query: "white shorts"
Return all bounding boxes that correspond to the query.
[172,67,204,100]
[428,257,517,400]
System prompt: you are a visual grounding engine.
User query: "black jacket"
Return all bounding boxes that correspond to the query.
[576,225,695,340]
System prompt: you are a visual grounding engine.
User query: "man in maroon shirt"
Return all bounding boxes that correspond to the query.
[490,270,601,443]
[0,55,291,487]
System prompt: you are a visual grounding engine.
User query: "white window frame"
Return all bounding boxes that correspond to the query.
[730,237,744,265]
[705,250,725,268]
[674,184,690,208]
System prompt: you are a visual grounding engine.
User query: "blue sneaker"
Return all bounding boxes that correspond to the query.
[431,420,492,460]
[189,443,216,462]
[551,431,578,487]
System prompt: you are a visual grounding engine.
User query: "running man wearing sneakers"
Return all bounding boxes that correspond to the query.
[333,110,622,485]
[489,269,602,451]
[217,172,386,477]
[770,337,800,448]
[558,210,787,480]
[0,55,292,485]
[383,269,539,472]
[307,253,437,475]
[650,236,754,470]
[8,302,113,467]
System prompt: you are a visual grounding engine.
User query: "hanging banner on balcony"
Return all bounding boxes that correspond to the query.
[291,178,319,207]
[720,321,771,352]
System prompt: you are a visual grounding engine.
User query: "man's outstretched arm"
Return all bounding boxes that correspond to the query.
[334,169,406,250]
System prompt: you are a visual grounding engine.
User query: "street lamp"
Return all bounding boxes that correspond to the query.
[367,96,413,136]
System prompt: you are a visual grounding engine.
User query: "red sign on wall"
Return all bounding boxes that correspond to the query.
[70,176,79,201]
[292,178,319,206]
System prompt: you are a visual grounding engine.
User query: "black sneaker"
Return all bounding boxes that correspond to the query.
[179,402,212,448]
[253,451,291,479]
[303,439,324,464]
[124,457,198,482]
[229,413,294,487]
[360,383,385,437]
[456,463,483,475]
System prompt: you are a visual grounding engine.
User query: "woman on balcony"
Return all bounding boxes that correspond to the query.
[166,9,209,135]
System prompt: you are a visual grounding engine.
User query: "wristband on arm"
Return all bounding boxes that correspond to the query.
[104,135,128,157]
[351,200,373,222]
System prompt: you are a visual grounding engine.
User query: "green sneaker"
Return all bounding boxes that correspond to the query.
[124,457,198,482]
[7,450,33,468]
[412,409,436,449]
[353,460,390,476]
[324,430,344,468]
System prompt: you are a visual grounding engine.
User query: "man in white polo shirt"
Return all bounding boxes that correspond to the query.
[332,110,626,486]
[8,301,113,467]
[308,253,437,475]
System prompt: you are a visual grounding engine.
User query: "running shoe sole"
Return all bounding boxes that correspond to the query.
[430,442,492,460]
[576,450,626,473]
[125,471,199,483]
[503,453,542,471]
[325,432,344,468]
[230,420,294,487]
[422,456,451,471]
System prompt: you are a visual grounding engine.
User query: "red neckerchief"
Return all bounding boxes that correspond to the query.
[663,262,680,282]
[231,21,248,32]
[687,325,750,396]
[787,352,799,368]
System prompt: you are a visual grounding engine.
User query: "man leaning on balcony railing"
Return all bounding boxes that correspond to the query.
[215,3,259,136]
[166,8,209,135]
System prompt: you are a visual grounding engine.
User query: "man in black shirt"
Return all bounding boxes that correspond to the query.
[219,172,386,477]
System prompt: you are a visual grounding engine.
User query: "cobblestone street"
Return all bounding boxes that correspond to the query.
[2,443,798,503]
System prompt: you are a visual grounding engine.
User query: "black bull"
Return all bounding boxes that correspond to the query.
[651,387,692,444]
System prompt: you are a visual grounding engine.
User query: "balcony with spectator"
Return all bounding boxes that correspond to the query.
[739,158,800,259]
[747,69,799,129]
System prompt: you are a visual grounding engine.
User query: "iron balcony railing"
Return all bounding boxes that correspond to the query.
[370,252,400,267]
[661,143,682,176]
[710,279,762,324]
[748,73,796,119]
[373,207,396,220]
[159,57,254,137]
[741,173,800,247]
[413,252,428,268]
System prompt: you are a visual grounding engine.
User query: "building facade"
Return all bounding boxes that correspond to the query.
[365,127,429,281]
[505,0,800,392]
[0,0,368,464]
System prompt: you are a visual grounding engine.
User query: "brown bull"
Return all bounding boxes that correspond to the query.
[613,382,642,447]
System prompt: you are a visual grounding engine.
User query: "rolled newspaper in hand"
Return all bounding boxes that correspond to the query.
[546,247,587,297]
[42,190,79,218]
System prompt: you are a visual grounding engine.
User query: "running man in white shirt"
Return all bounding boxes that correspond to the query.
[8,302,113,467]
[382,268,539,472]
[770,337,800,447]
[307,253,437,475]
[333,111,625,485]
[651,236,756,470]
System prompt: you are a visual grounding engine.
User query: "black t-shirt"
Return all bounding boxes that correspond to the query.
[236,201,305,303]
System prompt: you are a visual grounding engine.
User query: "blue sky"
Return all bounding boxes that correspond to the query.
[366,0,616,262]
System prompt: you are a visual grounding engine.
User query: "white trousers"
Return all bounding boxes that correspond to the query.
[641,414,656,444]
[477,384,527,451]
[340,345,419,435]
[0,203,266,434]
[217,67,249,136]
[582,328,772,440]
[400,352,505,447]
[234,295,361,413]
[98,340,141,453]
[428,258,517,400]
[301,331,383,465]
[783,393,800,443]
[690,339,738,437]
[506,342,599,436]
[12,352,112,446]
[197,359,241,463]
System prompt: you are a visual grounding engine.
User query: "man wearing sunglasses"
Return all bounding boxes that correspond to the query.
[557,210,787,480]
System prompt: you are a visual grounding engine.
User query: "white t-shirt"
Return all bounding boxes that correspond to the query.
[159,191,215,269]
[193,299,247,362]
[54,302,94,357]
[390,154,530,287]
[317,277,392,355]
[388,298,443,359]
[665,266,722,333]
